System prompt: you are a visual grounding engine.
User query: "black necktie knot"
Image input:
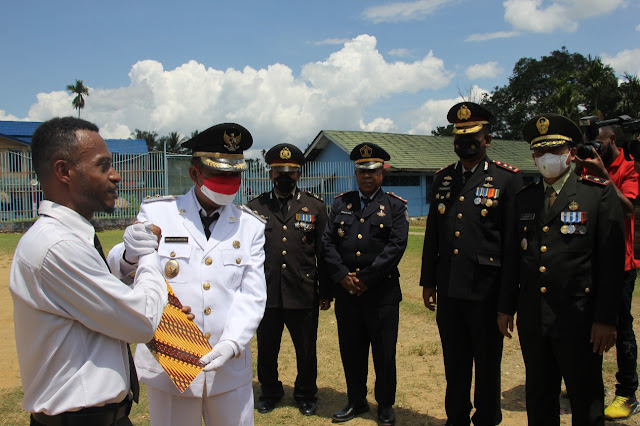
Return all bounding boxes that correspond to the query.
[201,212,220,239]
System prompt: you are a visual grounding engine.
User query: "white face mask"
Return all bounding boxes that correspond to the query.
[534,152,570,179]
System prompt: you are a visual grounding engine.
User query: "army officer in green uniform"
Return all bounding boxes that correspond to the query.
[247,144,330,417]
[499,113,625,425]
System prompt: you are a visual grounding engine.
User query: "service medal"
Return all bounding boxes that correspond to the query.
[486,199,493,207]
[438,203,446,214]
[377,210,386,217]
[474,197,481,205]
[338,228,345,237]
[561,225,568,234]
[521,238,528,250]
[481,209,488,217]
[567,224,576,234]
[164,259,179,278]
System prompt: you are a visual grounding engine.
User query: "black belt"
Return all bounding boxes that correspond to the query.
[31,395,132,426]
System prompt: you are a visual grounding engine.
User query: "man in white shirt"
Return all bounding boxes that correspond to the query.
[10,116,168,426]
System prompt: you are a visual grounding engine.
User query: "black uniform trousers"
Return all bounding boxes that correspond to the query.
[335,299,399,407]
[519,328,605,425]
[257,307,319,402]
[615,268,639,398]
[436,294,503,426]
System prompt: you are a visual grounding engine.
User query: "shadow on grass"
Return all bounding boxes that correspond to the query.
[252,381,443,425]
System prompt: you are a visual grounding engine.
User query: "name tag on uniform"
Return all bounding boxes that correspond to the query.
[519,213,535,221]
[165,237,189,243]
[340,210,353,215]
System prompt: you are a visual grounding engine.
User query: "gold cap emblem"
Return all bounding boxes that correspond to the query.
[280,147,292,160]
[360,145,373,158]
[223,131,242,151]
[536,117,550,135]
[457,105,471,121]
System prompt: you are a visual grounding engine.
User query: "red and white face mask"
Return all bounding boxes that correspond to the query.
[196,169,241,206]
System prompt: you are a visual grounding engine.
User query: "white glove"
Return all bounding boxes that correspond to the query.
[200,341,236,372]
[123,222,158,264]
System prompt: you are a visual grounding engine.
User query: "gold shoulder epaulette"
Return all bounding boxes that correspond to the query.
[435,163,455,174]
[387,192,408,204]
[237,204,267,223]
[580,175,611,186]
[494,161,520,173]
[142,194,176,203]
[304,190,324,202]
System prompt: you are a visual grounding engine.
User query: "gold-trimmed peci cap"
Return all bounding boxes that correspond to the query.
[447,102,494,135]
[350,142,390,170]
[264,143,305,172]
[181,123,253,171]
[522,113,582,150]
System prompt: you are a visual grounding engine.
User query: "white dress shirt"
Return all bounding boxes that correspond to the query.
[9,201,167,415]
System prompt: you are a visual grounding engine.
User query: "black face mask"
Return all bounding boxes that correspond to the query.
[274,175,296,194]
[454,136,482,160]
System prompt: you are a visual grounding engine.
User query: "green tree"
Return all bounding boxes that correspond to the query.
[160,131,188,154]
[132,129,160,151]
[431,124,454,137]
[617,73,640,119]
[65,79,90,118]
[579,55,618,118]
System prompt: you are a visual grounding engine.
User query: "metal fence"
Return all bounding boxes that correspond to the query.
[0,151,355,222]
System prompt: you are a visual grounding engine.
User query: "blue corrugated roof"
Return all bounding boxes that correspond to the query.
[0,121,148,154]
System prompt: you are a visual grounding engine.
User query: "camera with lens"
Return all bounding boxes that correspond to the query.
[578,115,640,160]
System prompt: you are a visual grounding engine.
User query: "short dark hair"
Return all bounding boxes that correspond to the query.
[31,117,99,179]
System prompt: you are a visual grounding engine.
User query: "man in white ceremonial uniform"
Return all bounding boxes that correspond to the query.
[107,123,267,426]
[10,117,168,426]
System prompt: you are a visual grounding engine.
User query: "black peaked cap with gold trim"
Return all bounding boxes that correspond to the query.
[182,123,253,171]
[522,113,582,150]
[265,143,305,171]
[350,142,390,170]
[447,102,494,135]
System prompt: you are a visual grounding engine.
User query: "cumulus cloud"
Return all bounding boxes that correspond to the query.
[466,31,520,42]
[361,0,453,23]
[504,0,625,33]
[22,34,454,150]
[360,117,398,132]
[601,48,640,76]
[0,110,25,121]
[388,48,411,57]
[465,62,504,79]
[636,24,640,31]
[313,38,351,45]
[407,85,490,134]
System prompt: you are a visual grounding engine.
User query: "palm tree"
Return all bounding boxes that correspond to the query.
[66,80,90,118]
[160,131,188,154]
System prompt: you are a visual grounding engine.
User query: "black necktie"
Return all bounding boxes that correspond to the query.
[201,212,220,240]
[462,170,473,185]
[280,195,292,217]
[361,197,371,209]
[94,234,140,403]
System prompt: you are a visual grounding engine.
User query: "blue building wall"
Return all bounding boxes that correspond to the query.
[311,141,429,217]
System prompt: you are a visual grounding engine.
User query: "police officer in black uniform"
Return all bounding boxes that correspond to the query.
[500,114,625,425]
[322,143,409,425]
[420,102,523,426]
[247,144,330,417]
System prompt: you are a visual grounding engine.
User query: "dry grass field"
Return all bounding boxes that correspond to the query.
[0,227,639,425]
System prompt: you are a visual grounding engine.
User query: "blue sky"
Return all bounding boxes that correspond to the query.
[1,0,639,156]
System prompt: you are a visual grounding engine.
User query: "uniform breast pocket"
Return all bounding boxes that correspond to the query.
[158,244,192,284]
[221,249,250,290]
[333,214,354,236]
[370,216,392,239]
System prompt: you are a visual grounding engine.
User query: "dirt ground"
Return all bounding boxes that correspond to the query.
[2,249,640,425]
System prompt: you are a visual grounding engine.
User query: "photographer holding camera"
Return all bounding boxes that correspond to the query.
[575,125,640,420]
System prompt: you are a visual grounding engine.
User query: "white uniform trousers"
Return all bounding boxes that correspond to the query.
[147,382,254,426]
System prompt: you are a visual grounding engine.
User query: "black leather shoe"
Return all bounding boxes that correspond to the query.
[332,402,370,423]
[378,405,395,425]
[298,400,317,416]
[257,399,277,414]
